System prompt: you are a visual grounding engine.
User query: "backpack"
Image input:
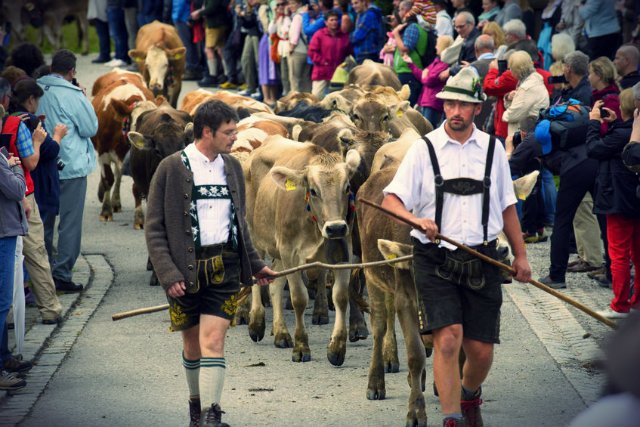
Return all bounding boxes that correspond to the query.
[419,27,437,69]
[534,99,589,155]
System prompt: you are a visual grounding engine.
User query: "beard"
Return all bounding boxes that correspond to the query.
[446,116,471,132]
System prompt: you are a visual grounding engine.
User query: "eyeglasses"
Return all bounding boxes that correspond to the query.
[454,24,468,30]
[218,129,239,137]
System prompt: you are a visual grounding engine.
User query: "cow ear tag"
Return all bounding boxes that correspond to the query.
[174,53,184,60]
[285,179,297,191]
[516,190,527,201]
[396,110,404,118]
[385,253,397,260]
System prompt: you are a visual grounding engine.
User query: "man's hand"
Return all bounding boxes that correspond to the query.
[167,280,186,298]
[7,154,21,167]
[53,123,68,143]
[414,217,439,242]
[511,254,531,283]
[254,266,277,286]
[32,122,47,146]
[489,59,498,70]
[22,198,31,220]
[392,23,407,36]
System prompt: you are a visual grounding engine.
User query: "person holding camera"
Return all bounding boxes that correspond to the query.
[36,50,98,295]
[586,88,640,318]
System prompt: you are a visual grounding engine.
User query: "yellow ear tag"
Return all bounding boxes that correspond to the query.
[385,253,397,260]
[285,179,297,191]
[396,110,404,118]
[516,191,527,201]
[174,53,184,60]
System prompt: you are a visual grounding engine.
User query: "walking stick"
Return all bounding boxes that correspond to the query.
[112,256,413,321]
[359,198,617,329]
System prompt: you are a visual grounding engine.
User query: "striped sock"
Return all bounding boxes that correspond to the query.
[200,357,226,407]
[182,352,200,399]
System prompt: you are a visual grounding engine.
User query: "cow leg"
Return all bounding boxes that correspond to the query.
[269,261,293,349]
[77,14,90,55]
[287,270,310,362]
[348,267,369,342]
[365,276,388,400]
[383,292,400,373]
[112,157,123,213]
[311,269,329,325]
[326,268,349,366]
[99,153,115,222]
[395,269,427,427]
[132,182,145,230]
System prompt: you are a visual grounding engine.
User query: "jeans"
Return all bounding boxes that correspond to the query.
[94,19,111,60]
[0,236,17,363]
[175,21,200,72]
[421,107,442,129]
[540,167,556,226]
[107,6,129,62]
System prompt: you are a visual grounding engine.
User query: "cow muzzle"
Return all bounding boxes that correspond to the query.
[150,84,163,96]
[322,220,348,239]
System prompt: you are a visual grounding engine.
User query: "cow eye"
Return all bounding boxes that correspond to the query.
[382,115,390,122]
[344,184,351,194]
[309,188,318,197]
[351,113,360,122]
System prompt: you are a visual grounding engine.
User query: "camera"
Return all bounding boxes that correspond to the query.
[497,59,508,76]
[600,108,610,118]
[512,131,523,149]
[548,75,568,84]
[57,158,65,171]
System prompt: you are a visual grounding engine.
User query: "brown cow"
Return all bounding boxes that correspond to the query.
[347,60,402,90]
[92,68,147,97]
[91,74,155,223]
[180,89,274,116]
[275,91,319,113]
[246,136,361,365]
[128,21,186,107]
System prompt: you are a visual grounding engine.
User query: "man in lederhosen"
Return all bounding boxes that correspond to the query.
[146,100,276,427]
[381,67,531,427]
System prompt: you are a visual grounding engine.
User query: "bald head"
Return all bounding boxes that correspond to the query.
[475,34,495,56]
[614,45,640,76]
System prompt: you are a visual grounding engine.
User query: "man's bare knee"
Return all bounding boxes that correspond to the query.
[434,325,463,359]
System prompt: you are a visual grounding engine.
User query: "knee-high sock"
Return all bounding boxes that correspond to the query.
[200,357,226,407]
[207,57,217,77]
[182,352,200,400]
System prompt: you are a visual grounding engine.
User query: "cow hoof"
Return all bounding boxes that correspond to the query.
[149,273,160,287]
[433,382,438,397]
[113,204,122,213]
[327,345,346,367]
[134,223,143,230]
[146,258,153,271]
[385,360,400,373]
[366,387,386,400]
[291,349,311,363]
[99,214,113,222]
[312,312,329,325]
[405,414,427,427]
[348,321,369,342]
[274,332,293,348]
[249,320,266,343]
[425,347,432,358]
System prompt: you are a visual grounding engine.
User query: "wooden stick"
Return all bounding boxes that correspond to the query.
[359,198,618,329]
[112,256,413,321]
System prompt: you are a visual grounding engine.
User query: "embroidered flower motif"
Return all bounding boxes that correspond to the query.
[222,294,239,316]
[220,187,229,196]
[198,187,209,196]
[169,303,187,329]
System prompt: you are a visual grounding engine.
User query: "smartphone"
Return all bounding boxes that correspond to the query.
[548,75,568,84]
[497,60,508,76]
[0,146,9,158]
[600,108,610,118]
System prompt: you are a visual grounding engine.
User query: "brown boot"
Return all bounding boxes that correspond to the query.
[188,398,200,427]
[461,396,483,427]
[200,403,230,427]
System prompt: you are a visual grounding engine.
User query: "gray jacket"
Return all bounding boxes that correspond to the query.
[0,154,28,238]
[145,151,266,291]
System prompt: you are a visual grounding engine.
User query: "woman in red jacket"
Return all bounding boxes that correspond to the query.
[588,56,621,136]
[308,10,352,99]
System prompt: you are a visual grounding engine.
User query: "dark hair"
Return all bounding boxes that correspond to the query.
[32,64,51,79]
[0,66,27,88]
[0,77,11,101]
[50,49,77,74]
[325,10,340,20]
[320,0,333,10]
[8,43,45,77]
[193,100,239,139]
[11,78,44,109]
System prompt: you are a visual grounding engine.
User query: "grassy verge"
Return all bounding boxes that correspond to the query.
[17,22,101,55]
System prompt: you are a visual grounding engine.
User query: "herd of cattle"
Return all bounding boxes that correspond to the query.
[88,21,537,427]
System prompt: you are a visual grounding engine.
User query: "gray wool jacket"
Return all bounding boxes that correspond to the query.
[145,151,266,292]
[0,153,28,238]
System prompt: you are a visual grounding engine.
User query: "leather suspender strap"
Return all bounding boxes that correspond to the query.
[481,135,496,245]
[422,136,443,244]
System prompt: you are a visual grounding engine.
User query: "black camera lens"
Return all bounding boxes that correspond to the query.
[57,159,65,170]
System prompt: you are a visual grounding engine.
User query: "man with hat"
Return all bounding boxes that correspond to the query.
[381,67,531,427]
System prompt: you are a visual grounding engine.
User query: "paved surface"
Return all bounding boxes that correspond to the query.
[0,54,621,427]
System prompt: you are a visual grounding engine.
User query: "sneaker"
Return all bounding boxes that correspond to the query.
[239,83,248,91]
[238,89,253,97]
[201,403,230,427]
[54,278,83,293]
[0,370,26,390]
[104,58,127,67]
[596,307,629,319]
[587,267,607,279]
[198,75,218,88]
[188,398,200,427]
[219,81,238,90]
[538,275,566,289]
[91,56,111,64]
[443,417,467,427]
[567,260,600,273]
[182,69,202,81]
[3,355,33,373]
[461,397,483,427]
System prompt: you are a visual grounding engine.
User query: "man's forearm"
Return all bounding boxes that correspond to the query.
[381,193,415,225]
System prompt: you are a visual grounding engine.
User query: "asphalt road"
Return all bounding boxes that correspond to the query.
[14,54,616,427]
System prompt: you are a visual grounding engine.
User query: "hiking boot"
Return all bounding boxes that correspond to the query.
[567,260,600,273]
[188,398,200,427]
[443,417,467,427]
[54,278,83,293]
[538,275,566,289]
[183,69,203,81]
[201,403,230,427]
[198,75,218,88]
[0,370,26,390]
[461,397,483,427]
[3,355,33,374]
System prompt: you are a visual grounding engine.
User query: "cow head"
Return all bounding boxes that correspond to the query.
[350,95,411,133]
[271,149,361,239]
[129,46,186,96]
[127,109,193,160]
[377,239,413,270]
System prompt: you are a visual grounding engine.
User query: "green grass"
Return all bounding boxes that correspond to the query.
[17,22,100,54]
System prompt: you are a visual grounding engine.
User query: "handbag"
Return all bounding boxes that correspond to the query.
[270,33,281,64]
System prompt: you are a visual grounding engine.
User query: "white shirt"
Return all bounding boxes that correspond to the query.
[384,124,517,249]
[435,9,453,37]
[184,143,232,246]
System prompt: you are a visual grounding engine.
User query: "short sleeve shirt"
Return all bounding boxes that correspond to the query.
[16,122,35,158]
[383,124,517,249]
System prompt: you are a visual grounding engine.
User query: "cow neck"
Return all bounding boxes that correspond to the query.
[165,62,174,87]
[121,101,141,142]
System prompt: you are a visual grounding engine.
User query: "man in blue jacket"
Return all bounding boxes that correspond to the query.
[350,0,384,64]
[37,50,98,293]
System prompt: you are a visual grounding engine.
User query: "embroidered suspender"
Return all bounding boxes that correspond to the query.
[180,151,239,253]
[422,135,497,245]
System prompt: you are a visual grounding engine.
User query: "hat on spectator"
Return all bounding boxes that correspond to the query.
[436,67,486,103]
